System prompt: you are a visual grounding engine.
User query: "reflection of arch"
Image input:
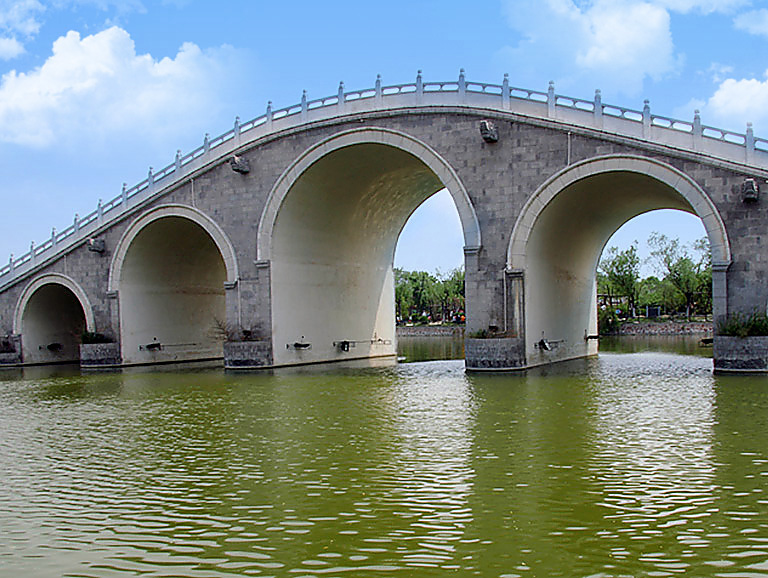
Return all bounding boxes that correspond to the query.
[505,154,730,368]
[109,204,238,292]
[507,155,731,269]
[257,127,481,260]
[14,273,94,334]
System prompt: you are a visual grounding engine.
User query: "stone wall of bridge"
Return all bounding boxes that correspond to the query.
[0,106,766,370]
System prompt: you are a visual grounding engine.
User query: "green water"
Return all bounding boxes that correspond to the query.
[2,339,768,577]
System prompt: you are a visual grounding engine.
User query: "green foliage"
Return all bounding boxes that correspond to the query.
[599,243,640,313]
[394,267,465,324]
[717,313,768,337]
[598,307,620,335]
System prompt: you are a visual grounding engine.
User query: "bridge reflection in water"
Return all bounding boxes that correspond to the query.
[1,342,767,576]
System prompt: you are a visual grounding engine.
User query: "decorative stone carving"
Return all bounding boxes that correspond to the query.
[479,120,499,143]
[230,155,250,174]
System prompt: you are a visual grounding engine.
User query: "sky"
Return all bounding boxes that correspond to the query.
[1,0,766,277]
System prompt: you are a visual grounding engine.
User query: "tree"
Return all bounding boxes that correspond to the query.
[648,233,710,321]
[599,244,641,316]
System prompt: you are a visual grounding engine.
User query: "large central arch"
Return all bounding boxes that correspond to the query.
[507,155,731,368]
[259,128,480,367]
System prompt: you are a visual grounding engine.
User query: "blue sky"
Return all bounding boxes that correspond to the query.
[1,0,766,276]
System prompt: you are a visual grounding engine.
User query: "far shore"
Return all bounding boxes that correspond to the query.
[397,321,713,337]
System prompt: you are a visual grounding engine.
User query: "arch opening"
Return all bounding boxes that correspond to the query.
[270,141,467,366]
[117,216,228,365]
[19,282,88,364]
[507,157,730,369]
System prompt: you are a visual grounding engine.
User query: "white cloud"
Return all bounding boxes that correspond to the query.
[0,36,24,59]
[655,0,747,13]
[501,0,678,95]
[0,26,240,147]
[699,73,768,132]
[734,8,768,36]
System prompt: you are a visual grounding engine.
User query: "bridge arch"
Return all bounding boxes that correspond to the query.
[506,154,731,366]
[14,273,95,364]
[258,127,479,366]
[109,204,238,365]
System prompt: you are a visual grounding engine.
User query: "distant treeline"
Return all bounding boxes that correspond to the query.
[395,267,465,325]
[598,233,712,333]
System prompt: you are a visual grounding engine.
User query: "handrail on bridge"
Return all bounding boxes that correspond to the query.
[1,69,766,287]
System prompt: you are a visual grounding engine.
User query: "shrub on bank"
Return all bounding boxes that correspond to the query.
[717,313,768,337]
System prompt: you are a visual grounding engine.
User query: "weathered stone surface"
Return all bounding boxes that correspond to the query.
[80,343,121,367]
[224,341,273,368]
[465,337,525,370]
[714,336,768,373]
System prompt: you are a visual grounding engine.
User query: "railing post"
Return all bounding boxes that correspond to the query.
[747,122,755,163]
[375,74,382,106]
[458,68,466,103]
[121,182,128,205]
[337,81,345,113]
[97,199,103,223]
[266,101,273,130]
[416,70,423,105]
[30,241,35,265]
[51,227,57,247]
[502,73,510,110]
[175,150,182,173]
[547,81,555,117]
[203,133,210,155]
[643,99,651,139]
[234,116,241,145]
[8,254,13,275]
[148,167,155,193]
[693,109,702,150]
[74,214,80,232]
[593,89,603,127]
[301,90,308,122]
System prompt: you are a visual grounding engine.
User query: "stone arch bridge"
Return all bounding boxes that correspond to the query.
[1,72,767,372]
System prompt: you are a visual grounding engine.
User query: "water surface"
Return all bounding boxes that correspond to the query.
[1,341,768,577]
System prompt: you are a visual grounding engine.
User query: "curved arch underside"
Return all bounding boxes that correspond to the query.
[511,160,730,368]
[118,216,227,365]
[271,142,449,366]
[20,283,87,364]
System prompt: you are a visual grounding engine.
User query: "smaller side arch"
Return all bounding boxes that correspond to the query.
[108,204,239,292]
[256,127,482,261]
[13,273,95,335]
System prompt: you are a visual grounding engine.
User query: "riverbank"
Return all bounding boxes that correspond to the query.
[614,321,713,336]
[396,325,465,337]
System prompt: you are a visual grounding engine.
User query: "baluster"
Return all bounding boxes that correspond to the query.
[693,110,702,150]
[375,74,382,106]
[747,122,755,163]
[643,99,651,139]
[593,89,603,127]
[416,70,423,104]
[547,81,555,117]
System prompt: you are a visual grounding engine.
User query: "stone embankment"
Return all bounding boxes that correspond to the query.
[616,322,713,336]
[396,325,465,337]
